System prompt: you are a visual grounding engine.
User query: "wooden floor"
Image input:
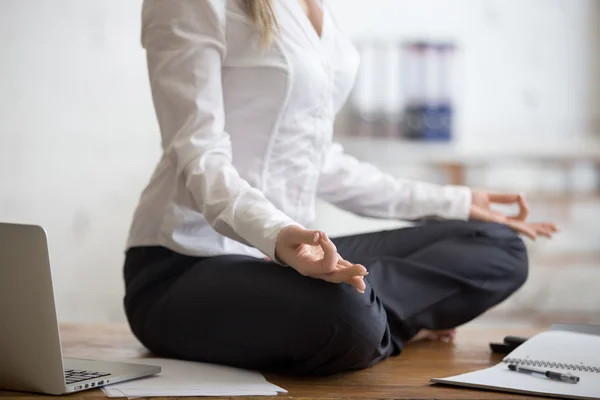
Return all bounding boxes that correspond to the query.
[0,323,554,400]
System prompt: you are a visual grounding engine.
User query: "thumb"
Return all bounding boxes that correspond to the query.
[293,229,321,245]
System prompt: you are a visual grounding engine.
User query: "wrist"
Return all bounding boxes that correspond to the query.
[447,185,472,221]
[273,223,303,266]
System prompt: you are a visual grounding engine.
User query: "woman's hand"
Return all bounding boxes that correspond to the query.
[469,190,558,240]
[275,225,368,293]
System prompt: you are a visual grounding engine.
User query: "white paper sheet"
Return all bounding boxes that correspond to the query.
[100,358,287,398]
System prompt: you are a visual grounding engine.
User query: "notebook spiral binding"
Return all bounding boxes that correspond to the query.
[503,358,600,373]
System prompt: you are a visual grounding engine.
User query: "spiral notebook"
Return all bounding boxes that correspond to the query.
[431,330,600,400]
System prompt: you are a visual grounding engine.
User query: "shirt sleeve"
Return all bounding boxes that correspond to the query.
[141,0,299,260]
[317,142,472,221]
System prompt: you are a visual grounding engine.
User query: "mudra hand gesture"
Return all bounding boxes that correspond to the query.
[469,191,558,239]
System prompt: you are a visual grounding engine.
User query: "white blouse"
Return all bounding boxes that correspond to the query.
[127,0,471,261]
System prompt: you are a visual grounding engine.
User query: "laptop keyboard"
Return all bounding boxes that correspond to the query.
[64,369,111,385]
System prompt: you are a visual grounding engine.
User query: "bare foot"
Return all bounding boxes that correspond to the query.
[407,328,457,344]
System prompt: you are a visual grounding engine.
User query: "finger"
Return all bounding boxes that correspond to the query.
[506,220,537,240]
[487,193,521,204]
[531,223,554,238]
[537,229,553,238]
[296,229,321,245]
[515,194,529,221]
[319,263,367,284]
[531,222,558,233]
[338,256,366,272]
[527,222,556,230]
[319,232,339,271]
[338,258,354,268]
[337,259,369,291]
[488,193,528,221]
[347,275,366,293]
[335,263,368,283]
[535,222,559,233]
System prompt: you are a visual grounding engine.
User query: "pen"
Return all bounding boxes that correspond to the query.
[507,364,580,384]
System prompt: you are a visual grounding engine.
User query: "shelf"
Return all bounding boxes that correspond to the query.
[337,135,600,165]
[516,192,600,203]
[530,251,600,267]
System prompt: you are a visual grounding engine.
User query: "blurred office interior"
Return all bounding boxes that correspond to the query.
[319,0,600,326]
[0,0,598,325]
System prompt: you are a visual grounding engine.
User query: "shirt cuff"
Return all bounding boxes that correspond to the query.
[255,219,303,264]
[437,185,472,220]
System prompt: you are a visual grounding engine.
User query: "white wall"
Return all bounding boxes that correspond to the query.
[0,0,159,322]
[0,0,598,323]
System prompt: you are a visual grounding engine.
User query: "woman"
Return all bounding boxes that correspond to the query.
[124,0,557,375]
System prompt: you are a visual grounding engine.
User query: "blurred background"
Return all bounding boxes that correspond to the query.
[0,0,599,326]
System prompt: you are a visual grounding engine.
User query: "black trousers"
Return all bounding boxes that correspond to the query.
[123,220,528,376]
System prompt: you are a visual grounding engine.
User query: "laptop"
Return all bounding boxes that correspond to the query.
[0,222,161,395]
